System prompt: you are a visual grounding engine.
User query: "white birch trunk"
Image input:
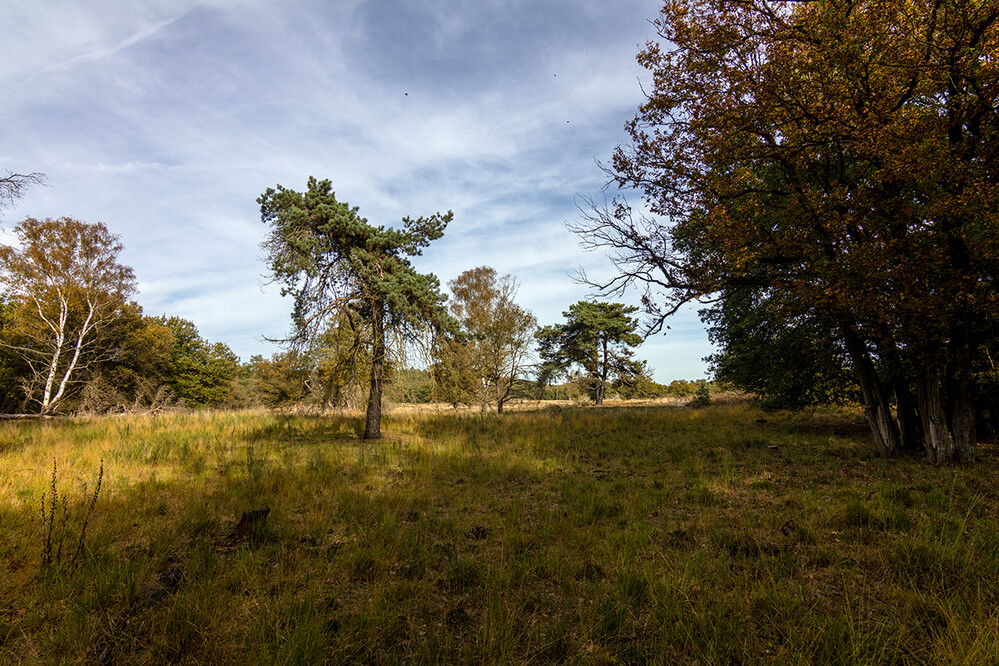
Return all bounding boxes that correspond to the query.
[39,290,70,413]
[46,298,97,412]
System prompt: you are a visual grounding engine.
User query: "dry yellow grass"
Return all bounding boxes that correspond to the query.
[1,403,997,663]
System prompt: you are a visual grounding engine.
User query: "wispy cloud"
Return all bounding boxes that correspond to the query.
[1,0,712,380]
[9,16,183,92]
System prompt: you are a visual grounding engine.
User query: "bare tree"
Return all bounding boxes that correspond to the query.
[0,171,46,215]
[0,217,136,414]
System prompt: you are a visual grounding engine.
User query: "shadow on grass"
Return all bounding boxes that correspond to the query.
[2,406,999,664]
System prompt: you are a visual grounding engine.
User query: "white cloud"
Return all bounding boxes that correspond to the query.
[1,0,709,381]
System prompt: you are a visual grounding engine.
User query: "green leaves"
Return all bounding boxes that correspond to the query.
[259,177,457,437]
[259,177,457,343]
[536,301,643,405]
[157,317,239,408]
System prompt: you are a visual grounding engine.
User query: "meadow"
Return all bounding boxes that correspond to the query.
[1,401,997,664]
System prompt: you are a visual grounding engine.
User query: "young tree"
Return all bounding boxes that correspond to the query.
[536,301,643,405]
[574,0,999,461]
[259,177,458,439]
[437,266,537,413]
[0,217,136,414]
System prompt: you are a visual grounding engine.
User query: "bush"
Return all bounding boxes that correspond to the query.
[691,380,712,407]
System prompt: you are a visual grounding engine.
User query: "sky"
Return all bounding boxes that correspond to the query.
[0,0,714,382]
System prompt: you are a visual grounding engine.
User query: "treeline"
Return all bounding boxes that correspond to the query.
[0,214,701,416]
[0,303,242,414]
[243,355,710,410]
[0,217,239,414]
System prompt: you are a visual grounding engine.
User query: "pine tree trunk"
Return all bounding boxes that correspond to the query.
[594,338,607,406]
[363,305,385,440]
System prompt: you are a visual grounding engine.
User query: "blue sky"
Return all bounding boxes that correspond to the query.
[1,0,713,381]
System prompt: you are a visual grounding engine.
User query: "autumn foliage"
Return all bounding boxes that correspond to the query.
[575,0,999,461]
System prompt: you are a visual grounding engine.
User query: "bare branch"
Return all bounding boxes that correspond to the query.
[0,171,46,213]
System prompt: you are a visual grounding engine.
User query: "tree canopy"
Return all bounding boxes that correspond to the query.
[434,266,537,413]
[0,217,136,414]
[259,177,458,438]
[156,316,240,408]
[703,288,859,410]
[536,301,643,405]
[573,0,999,461]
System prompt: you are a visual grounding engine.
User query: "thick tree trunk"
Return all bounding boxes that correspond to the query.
[947,340,977,462]
[915,355,977,464]
[840,322,901,455]
[881,344,923,454]
[916,365,956,463]
[363,306,385,440]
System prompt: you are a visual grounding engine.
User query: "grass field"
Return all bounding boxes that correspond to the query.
[1,402,998,664]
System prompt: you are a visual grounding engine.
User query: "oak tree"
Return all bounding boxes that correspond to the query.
[703,288,859,410]
[575,0,999,461]
[259,177,458,438]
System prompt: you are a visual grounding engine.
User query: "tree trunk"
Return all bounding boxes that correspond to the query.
[882,345,923,454]
[363,305,385,440]
[915,355,977,464]
[46,299,97,414]
[840,322,901,455]
[893,376,924,454]
[946,337,977,461]
[594,338,607,405]
[916,364,955,463]
[39,293,70,414]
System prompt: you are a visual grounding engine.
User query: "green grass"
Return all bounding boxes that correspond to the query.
[1,403,998,664]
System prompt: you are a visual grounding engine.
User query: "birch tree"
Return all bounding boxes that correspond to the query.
[436,266,537,413]
[0,217,136,414]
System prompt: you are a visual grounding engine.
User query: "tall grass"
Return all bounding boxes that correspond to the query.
[1,403,997,663]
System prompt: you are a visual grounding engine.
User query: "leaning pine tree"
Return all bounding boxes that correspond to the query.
[259,177,458,439]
